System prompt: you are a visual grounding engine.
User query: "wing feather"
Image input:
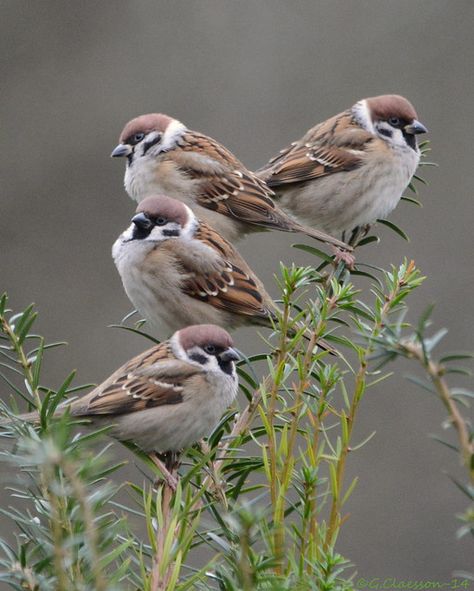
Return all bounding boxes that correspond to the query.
[258,111,373,186]
[72,344,203,416]
[169,131,352,249]
[172,132,294,230]
[170,222,275,324]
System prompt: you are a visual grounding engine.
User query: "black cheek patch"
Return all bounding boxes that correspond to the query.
[189,353,208,365]
[143,134,162,155]
[163,229,181,237]
[379,128,393,138]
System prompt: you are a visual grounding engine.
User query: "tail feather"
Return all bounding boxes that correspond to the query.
[296,222,352,251]
[274,208,351,251]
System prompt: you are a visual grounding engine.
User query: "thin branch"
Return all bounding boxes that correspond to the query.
[402,341,473,480]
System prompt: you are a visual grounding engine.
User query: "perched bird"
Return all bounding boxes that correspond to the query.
[113,195,280,334]
[257,94,427,240]
[11,325,239,487]
[111,113,350,251]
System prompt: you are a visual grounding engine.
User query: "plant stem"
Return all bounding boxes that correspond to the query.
[266,300,292,573]
[150,464,178,591]
[324,363,365,549]
[44,465,71,591]
[403,342,474,480]
[61,459,108,591]
[325,268,410,548]
[0,315,42,408]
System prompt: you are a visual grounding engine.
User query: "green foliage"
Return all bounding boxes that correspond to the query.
[1,148,470,589]
[369,297,474,555]
[0,254,435,589]
[0,295,131,591]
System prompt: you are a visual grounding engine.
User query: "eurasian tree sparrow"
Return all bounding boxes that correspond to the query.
[257,94,427,239]
[111,113,350,251]
[113,195,280,335]
[14,325,239,456]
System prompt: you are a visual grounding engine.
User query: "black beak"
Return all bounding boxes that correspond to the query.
[111,144,132,158]
[131,212,152,231]
[219,347,240,363]
[404,120,428,135]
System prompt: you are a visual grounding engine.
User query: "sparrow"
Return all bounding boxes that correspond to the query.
[10,325,239,485]
[110,113,350,251]
[112,195,279,335]
[257,94,428,240]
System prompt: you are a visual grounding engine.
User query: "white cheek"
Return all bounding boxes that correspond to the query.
[389,128,406,148]
[112,224,168,248]
[375,124,412,152]
[142,131,161,153]
[147,226,167,241]
[205,356,220,372]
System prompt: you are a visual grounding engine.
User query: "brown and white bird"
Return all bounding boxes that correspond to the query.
[13,325,239,457]
[257,94,427,239]
[110,113,350,251]
[112,195,278,334]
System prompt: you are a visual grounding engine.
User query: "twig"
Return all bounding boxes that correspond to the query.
[150,461,179,591]
[0,314,42,408]
[402,341,473,480]
[61,459,109,591]
[325,263,415,548]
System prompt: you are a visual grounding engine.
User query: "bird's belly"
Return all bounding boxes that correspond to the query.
[277,155,417,234]
[109,374,236,452]
[121,266,234,336]
[109,405,212,452]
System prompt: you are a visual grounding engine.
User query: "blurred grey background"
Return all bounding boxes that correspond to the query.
[1,0,473,582]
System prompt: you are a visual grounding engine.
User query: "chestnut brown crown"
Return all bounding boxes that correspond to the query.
[119,113,174,144]
[136,195,190,228]
[178,324,234,352]
[366,94,418,123]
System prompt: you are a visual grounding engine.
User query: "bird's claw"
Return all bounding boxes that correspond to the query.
[331,246,356,270]
[149,451,180,491]
[153,472,179,492]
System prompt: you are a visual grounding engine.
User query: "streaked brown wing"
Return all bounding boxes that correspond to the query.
[185,262,273,321]
[259,112,372,186]
[178,130,241,169]
[261,143,363,185]
[175,132,289,229]
[183,223,275,323]
[202,171,300,231]
[85,375,184,415]
[76,344,202,415]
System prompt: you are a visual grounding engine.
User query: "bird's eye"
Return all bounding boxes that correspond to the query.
[204,344,216,354]
[131,132,145,144]
[155,217,167,226]
[388,117,401,127]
